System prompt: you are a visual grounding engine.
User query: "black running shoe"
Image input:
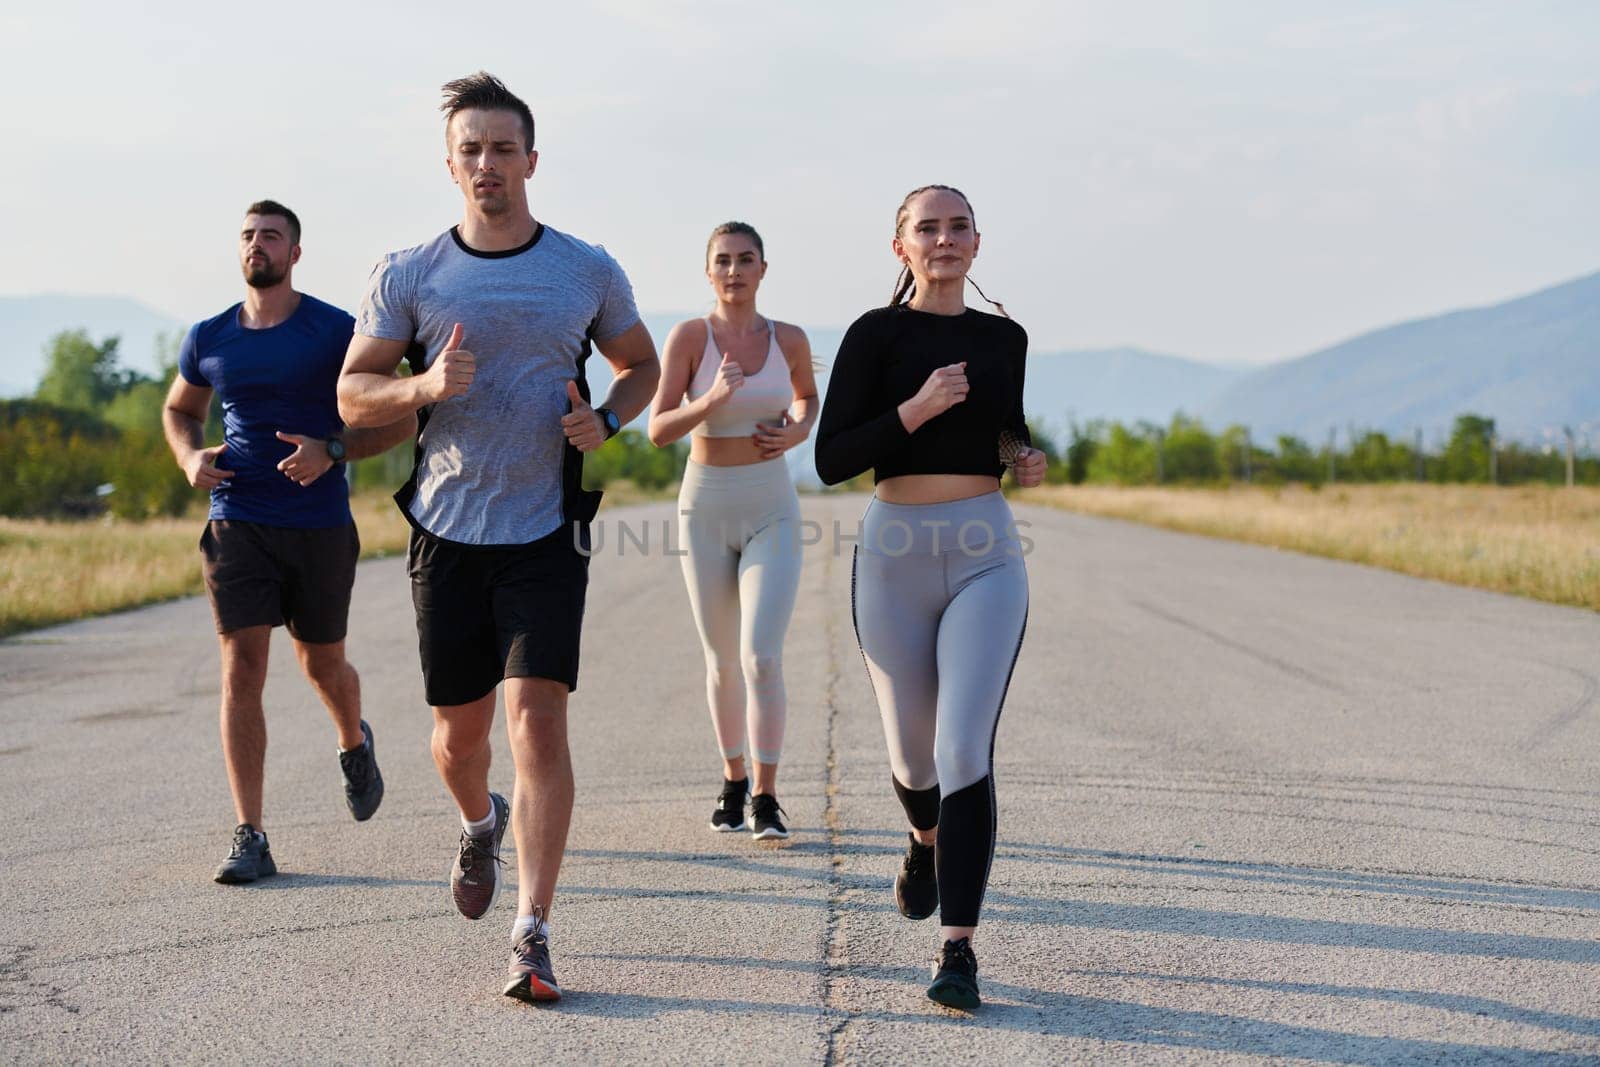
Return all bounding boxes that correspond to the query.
[709,777,748,832]
[927,937,980,1010]
[503,909,562,1004]
[895,834,938,920]
[451,792,509,919]
[750,793,789,840]
[339,719,384,822]
[214,823,276,885]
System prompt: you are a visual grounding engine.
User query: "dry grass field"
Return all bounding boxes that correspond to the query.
[7,482,1595,639]
[0,482,669,638]
[1022,483,1600,612]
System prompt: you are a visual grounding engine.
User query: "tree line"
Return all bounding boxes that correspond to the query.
[1027,414,1599,487]
[4,329,1594,520]
[1,330,687,519]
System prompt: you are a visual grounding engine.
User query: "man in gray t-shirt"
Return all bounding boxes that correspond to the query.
[338,72,659,1005]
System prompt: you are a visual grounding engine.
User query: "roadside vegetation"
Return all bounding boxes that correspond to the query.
[1020,483,1600,612]
[1011,414,1599,611]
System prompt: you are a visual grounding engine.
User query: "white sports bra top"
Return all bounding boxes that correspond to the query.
[687,317,793,437]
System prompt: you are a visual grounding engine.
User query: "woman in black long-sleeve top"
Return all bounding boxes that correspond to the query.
[814,184,1045,1011]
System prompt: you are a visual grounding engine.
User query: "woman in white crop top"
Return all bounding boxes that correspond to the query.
[648,221,818,841]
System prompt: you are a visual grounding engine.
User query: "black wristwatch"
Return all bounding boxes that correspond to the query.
[596,407,621,440]
[325,437,347,463]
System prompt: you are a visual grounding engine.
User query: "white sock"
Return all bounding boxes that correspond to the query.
[512,914,551,944]
[462,805,496,836]
[338,723,367,754]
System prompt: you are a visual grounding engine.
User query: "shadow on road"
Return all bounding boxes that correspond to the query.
[565,839,1600,967]
[232,872,441,891]
[548,957,1600,1066]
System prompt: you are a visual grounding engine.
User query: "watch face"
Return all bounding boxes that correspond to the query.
[326,438,347,462]
[603,410,620,436]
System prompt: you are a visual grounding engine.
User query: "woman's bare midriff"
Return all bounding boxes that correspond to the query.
[690,434,772,467]
[874,474,1000,505]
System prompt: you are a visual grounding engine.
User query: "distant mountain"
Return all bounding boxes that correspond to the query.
[0,295,185,397]
[1201,270,1600,443]
[12,270,1592,454]
[1024,347,1246,429]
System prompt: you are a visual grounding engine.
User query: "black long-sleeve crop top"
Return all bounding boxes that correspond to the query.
[813,304,1030,485]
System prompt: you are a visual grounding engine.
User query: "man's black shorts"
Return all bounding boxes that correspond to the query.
[199,520,360,643]
[407,522,591,707]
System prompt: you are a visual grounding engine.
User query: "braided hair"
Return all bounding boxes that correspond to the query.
[889,185,1008,318]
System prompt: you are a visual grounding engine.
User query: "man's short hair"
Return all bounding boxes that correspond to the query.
[440,71,536,152]
[245,199,301,245]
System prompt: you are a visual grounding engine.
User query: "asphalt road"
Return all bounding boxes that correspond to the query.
[2,495,1598,1064]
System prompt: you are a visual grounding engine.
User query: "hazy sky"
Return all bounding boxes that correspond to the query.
[2,1,1595,364]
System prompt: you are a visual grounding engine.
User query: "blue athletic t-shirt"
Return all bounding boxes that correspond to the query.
[177,294,355,529]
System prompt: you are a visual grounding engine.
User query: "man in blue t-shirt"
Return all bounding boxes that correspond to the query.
[339,74,660,1004]
[162,199,416,885]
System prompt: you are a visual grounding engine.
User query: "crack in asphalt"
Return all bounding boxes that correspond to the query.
[819,543,852,1066]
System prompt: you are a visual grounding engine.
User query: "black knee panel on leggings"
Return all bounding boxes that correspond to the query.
[892,776,941,832]
[936,776,994,928]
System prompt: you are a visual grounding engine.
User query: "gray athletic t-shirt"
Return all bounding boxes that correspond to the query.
[356,225,640,545]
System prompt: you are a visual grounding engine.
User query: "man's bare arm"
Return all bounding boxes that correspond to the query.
[594,320,661,423]
[345,411,418,460]
[340,326,482,428]
[561,320,662,453]
[337,334,423,428]
[163,374,235,489]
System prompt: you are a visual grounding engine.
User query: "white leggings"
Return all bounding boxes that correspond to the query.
[677,458,803,766]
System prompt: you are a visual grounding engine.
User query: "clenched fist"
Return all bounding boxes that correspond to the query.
[899,362,968,432]
[705,352,745,408]
[1012,447,1047,488]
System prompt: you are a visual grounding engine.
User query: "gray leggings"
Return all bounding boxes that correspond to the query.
[851,492,1029,927]
[677,458,803,765]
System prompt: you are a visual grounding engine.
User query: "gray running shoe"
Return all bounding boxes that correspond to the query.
[503,908,562,1003]
[214,824,276,885]
[451,792,509,919]
[340,720,384,822]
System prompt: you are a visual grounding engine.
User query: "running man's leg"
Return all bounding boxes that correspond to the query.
[503,677,573,916]
[296,636,384,820]
[432,694,497,824]
[285,522,364,750]
[410,524,502,824]
[219,625,272,828]
[293,639,364,750]
[490,520,587,924]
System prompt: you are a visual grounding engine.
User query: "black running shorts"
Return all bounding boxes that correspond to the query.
[407,522,591,707]
[199,520,360,643]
